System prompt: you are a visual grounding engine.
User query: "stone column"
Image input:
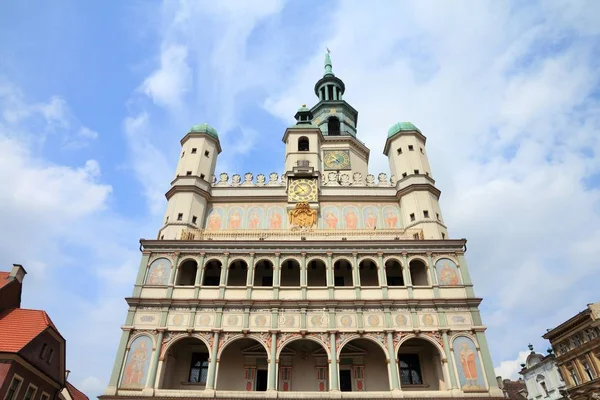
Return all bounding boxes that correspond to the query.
[353,253,360,299]
[206,331,220,390]
[166,252,181,299]
[105,329,131,394]
[132,252,150,297]
[442,331,458,389]
[378,252,388,299]
[326,252,334,300]
[246,253,255,299]
[427,252,440,297]
[145,330,164,391]
[456,252,475,298]
[267,331,278,391]
[475,331,500,389]
[386,331,400,390]
[218,253,229,299]
[402,253,414,298]
[329,332,339,391]
[301,252,307,300]
[194,253,205,299]
[273,253,280,300]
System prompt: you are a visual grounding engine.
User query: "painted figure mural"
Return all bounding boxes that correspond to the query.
[436,259,460,286]
[363,206,378,229]
[323,207,339,229]
[206,209,222,230]
[453,336,486,392]
[248,207,263,229]
[121,336,152,388]
[228,209,242,229]
[383,206,399,228]
[146,258,170,285]
[269,208,283,229]
[344,208,358,229]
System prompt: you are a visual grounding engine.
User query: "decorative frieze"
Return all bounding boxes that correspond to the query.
[210,171,397,187]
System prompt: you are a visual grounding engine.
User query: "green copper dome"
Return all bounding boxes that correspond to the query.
[189,123,219,140]
[387,122,421,138]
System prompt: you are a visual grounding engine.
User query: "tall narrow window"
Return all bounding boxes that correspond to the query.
[24,385,37,400]
[582,361,595,380]
[191,148,197,154]
[177,213,183,221]
[399,354,422,385]
[40,343,48,359]
[192,216,198,224]
[47,348,54,363]
[328,117,341,136]
[189,353,209,384]
[423,210,429,218]
[410,213,415,222]
[569,367,579,385]
[6,376,23,400]
[298,136,309,151]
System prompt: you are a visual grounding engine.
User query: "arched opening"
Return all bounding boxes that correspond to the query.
[359,259,379,286]
[334,259,353,287]
[339,339,389,392]
[280,259,300,287]
[227,259,248,286]
[159,337,210,389]
[298,136,309,151]
[202,259,222,286]
[409,259,429,286]
[328,117,341,136]
[278,339,328,392]
[385,259,404,286]
[307,259,327,287]
[216,338,268,391]
[536,374,549,396]
[398,338,445,391]
[176,259,198,286]
[253,259,274,287]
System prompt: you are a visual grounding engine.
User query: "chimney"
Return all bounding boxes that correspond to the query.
[496,376,504,389]
[9,264,27,283]
[65,370,71,380]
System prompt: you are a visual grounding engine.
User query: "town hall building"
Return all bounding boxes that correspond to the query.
[101,53,503,399]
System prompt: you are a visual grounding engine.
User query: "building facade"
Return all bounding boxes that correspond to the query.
[519,345,565,400]
[543,302,600,400]
[102,53,503,399]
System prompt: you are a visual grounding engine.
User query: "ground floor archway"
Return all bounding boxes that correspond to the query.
[397,338,446,391]
[338,338,389,392]
[216,338,268,391]
[278,339,329,392]
[159,337,210,389]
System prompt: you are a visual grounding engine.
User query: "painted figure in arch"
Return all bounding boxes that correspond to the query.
[365,208,378,229]
[385,209,398,228]
[439,262,459,285]
[228,210,242,229]
[248,210,261,229]
[325,210,338,229]
[270,210,282,229]
[207,210,221,230]
[459,343,479,388]
[147,262,166,285]
[345,210,357,229]
[453,337,485,392]
[122,338,150,387]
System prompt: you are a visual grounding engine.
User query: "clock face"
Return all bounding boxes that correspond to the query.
[288,178,318,202]
[324,150,351,170]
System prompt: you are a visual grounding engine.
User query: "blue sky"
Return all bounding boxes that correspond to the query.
[1,0,599,396]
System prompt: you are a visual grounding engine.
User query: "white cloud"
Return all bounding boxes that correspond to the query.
[141,44,191,109]
[495,350,529,380]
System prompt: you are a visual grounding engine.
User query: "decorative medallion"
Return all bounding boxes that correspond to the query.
[288,202,317,228]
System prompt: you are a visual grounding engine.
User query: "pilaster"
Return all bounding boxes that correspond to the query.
[218,253,229,299]
[246,252,255,299]
[166,252,181,298]
[353,253,360,299]
[327,252,334,300]
[193,253,205,298]
[402,253,414,298]
[132,252,150,297]
[427,252,440,297]
[442,331,458,389]
[301,252,307,300]
[329,332,339,391]
[457,252,476,298]
[145,330,164,392]
[378,252,388,299]
[475,331,500,389]
[267,331,277,391]
[386,331,400,390]
[273,253,280,300]
[206,331,220,390]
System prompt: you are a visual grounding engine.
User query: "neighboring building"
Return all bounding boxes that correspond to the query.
[543,302,600,400]
[519,344,565,400]
[101,52,503,399]
[0,265,88,400]
[496,377,527,399]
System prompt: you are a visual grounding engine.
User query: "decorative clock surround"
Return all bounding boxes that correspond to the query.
[288,178,318,202]
[324,150,351,170]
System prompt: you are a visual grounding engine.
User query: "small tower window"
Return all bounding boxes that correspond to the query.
[160,235,164,240]
[204,150,210,157]
[420,147,424,154]
[423,210,429,218]
[186,171,192,176]
[328,117,341,136]
[177,213,183,221]
[191,148,197,154]
[408,145,414,151]
[414,169,419,174]
[327,85,334,100]
[165,216,169,223]
[298,136,309,151]
[436,213,440,220]
[200,174,205,180]
[397,148,402,154]
[181,151,185,158]
[410,213,415,222]
[402,173,407,178]
[442,232,446,239]
[192,216,197,224]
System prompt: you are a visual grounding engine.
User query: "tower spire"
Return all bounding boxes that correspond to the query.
[324,49,334,76]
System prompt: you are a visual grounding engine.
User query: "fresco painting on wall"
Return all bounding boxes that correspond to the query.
[247,207,264,229]
[146,258,171,285]
[206,208,223,230]
[382,206,399,228]
[202,204,401,230]
[436,259,460,286]
[267,207,284,229]
[120,335,153,388]
[453,336,486,392]
[322,206,340,229]
[227,207,244,229]
[342,206,360,229]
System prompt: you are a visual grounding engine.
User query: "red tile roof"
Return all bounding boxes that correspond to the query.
[66,382,89,400]
[0,308,57,353]
[0,272,10,289]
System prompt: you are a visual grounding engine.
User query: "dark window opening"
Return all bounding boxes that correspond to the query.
[191,148,197,154]
[385,259,404,286]
[402,173,407,178]
[254,259,274,287]
[340,370,352,392]
[256,370,268,391]
[189,353,209,384]
[334,276,345,286]
[177,213,183,221]
[298,136,309,151]
[160,235,164,240]
[192,216,197,224]
[6,377,23,400]
[420,148,423,154]
[410,213,415,222]
[399,354,422,385]
[442,232,446,239]
[186,171,192,176]
[328,117,341,136]
[181,152,185,158]
[327,85,334,101]
[203,260,222,286]
[414,169,419,174]
[200,173,205,179]
[408,145,414,151]
[397,148,402,154]
[204,150,210,157]
[423,210,429,218]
